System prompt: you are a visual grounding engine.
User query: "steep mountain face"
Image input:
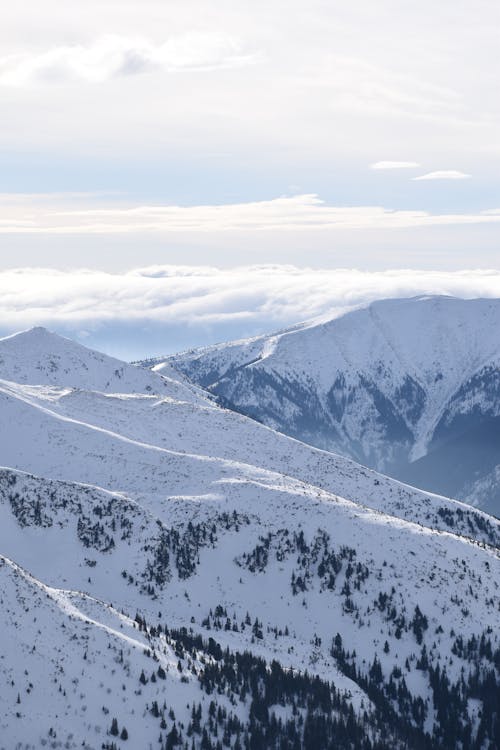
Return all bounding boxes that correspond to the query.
[0,327,499,749]
[161,296,500,516]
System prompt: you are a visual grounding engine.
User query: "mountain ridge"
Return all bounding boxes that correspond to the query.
[1,320,499,748]
[157,296,500,515]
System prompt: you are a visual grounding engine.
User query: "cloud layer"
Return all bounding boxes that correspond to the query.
[0,33,258,86]
[2,265,500,359]
[1,193,500,234]
[413,170,472,181]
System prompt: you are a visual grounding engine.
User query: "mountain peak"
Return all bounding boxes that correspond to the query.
[0,325,210,403]
[0,325,83,352]
[164,295,500,515]
[2,324,54,341]
[26,325,51,334]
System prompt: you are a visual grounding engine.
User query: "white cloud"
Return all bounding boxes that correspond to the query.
[0,33,259,86]
[371,161,420,170]
[2,265,500,359]
[0,193,499,235]
[413,170,472,181]
[0,1,499,183]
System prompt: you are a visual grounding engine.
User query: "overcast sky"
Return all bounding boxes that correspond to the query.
[1,1,500,354]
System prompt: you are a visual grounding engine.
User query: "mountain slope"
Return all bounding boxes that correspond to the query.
[160,296,500,515]
[1,376,498,546]
[1,327,499,748]
[0,550,433,750]
[1,464,499,748]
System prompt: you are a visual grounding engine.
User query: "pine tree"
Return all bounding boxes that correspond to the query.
[166,723,179,749]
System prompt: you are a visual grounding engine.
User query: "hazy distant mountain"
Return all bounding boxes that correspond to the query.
[0,327,499,748]
[161,296,500,516]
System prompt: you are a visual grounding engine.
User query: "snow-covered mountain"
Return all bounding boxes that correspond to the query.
[1,326,499,749]
[0,326,210,405]
[161,296,500,517]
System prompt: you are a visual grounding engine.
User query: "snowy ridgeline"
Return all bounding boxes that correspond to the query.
[0,325,499,749]
[160,296,500,517]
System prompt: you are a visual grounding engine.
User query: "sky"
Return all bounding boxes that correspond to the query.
[1,1,500,356]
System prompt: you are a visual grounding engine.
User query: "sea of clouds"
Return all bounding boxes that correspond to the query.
[3,265,500,359]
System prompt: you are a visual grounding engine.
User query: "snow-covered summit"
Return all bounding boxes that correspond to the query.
[160,296,500,515]
[0,326,209,404]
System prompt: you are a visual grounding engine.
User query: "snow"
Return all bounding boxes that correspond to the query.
[0,322,499,748]
[161,296,500,513]
[0,326,210,405]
